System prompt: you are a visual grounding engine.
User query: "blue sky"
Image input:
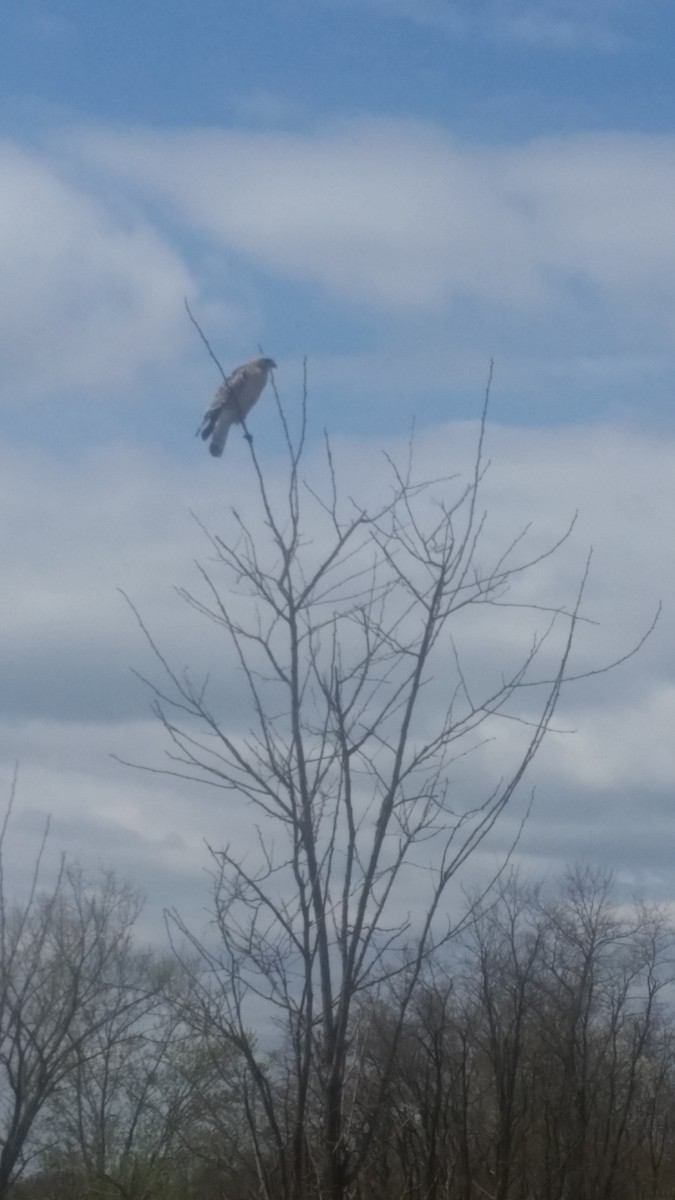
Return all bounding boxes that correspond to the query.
[4,1,675,137]
[2,0,675,932]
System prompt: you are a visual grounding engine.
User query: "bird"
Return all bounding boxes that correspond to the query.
[197,357,277,457]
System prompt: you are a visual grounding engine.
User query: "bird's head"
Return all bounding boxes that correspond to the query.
[259,357,277,371]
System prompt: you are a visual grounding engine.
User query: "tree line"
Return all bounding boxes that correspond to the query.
[3,861,675,1200]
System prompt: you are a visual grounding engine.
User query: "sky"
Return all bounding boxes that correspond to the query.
[1,0,675,940]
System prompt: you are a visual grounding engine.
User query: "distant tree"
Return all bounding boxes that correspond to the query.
[41,952,193,1200]
[530,866,673,1200]
[345,870,675,1200]
[459,874,545,1200]
[125,359,650,1200]
[0,783,153,1198]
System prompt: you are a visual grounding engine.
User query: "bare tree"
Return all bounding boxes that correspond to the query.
[0,783,152,1198]
[349,869,675,1200]
[530,866,674,1200]
[459,874,545,1200]
[42,952,193,1200]
[123,361,649,1200]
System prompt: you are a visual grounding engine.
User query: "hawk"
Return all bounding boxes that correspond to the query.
[197,357,277,457]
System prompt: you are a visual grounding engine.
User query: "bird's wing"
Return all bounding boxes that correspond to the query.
[222,363,268,423]
[198,360,271,441]
[197,378,230,439]
[205,379,230,414]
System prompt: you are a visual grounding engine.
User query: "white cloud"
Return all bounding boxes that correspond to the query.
[0,141,198,402]
[67,121,675,333]
[5,119,675,428]
[2,114,675,929]
[539,686,675,792]
[0,442,253,720]
[0,417,673,930]
[65,121,548,310]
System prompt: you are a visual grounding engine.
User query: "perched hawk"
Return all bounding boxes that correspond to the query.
[197,357,276,457]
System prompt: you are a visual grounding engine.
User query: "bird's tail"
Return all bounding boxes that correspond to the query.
[209,425,230,457]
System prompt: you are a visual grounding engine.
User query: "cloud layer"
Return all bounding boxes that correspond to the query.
[67,121,675,321]
[2,112,674,937]
[4,118,675,440]
[1,417,672,935]
[0,141,201,404]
